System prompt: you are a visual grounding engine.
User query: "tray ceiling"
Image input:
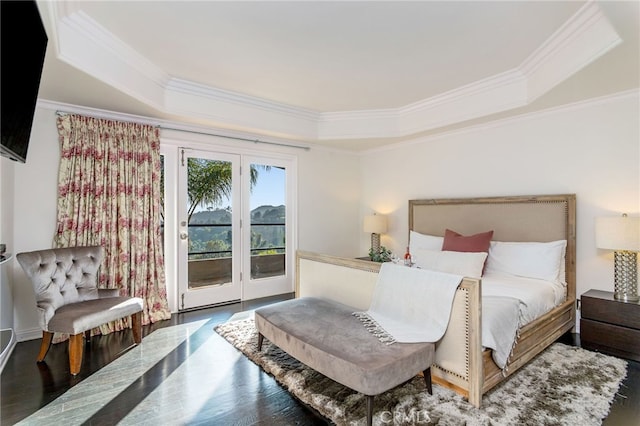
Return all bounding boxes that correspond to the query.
[35,1,639,151]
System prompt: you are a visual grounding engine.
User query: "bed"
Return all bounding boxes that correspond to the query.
[295,193,576,407]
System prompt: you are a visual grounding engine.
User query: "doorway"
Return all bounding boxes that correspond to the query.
[171,148,295,310]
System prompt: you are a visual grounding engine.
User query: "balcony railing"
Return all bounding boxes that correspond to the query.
[178,222,286,288]
[188,253,285,288]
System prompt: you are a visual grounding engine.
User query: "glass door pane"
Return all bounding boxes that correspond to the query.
[250,164,286,279]
[243,157,294,300]
[178,149,241,310]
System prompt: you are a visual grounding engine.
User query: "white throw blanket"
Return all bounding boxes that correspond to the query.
[354,262,462,343]
[481,295,521,369]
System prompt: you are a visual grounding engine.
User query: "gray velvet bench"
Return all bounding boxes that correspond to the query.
[255,297,434,426]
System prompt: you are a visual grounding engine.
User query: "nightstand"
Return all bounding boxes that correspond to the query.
[580,289,640,362]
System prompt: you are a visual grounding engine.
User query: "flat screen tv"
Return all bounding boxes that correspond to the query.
[1,0,48,163]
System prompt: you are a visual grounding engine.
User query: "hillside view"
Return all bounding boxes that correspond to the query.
[188,205,285,259]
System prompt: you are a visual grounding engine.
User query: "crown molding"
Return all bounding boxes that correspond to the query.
[519,1,622,101]
[164,78,320,140]
[48,1,622,142]
[37,98,319,152]
[361,88,639,155]
[51,8,168,107]
[38,88,639,156]
[166,79,319,119]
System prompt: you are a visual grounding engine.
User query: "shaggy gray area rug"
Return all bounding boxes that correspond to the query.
[215,317,628,426]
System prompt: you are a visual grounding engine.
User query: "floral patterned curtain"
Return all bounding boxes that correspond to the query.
[55,114,171,332]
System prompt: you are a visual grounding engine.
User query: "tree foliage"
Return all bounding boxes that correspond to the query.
[160,157,281,259]
[186,159,270,223]
[187,158,233,222]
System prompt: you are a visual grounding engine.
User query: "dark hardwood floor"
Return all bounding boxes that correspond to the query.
[1,294,326,425]
[1,294,638,425]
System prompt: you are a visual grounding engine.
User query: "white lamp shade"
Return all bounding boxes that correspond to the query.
[363,215,387,234]
[595,216,640,251]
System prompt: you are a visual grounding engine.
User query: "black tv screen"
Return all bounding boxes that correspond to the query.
[1,0,48,163]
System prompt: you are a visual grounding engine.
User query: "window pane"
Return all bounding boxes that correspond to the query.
[250,164,285,280]
[187,158,233,288]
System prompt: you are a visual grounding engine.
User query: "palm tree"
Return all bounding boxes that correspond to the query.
[186,159,270,223]
[158,158,270,223]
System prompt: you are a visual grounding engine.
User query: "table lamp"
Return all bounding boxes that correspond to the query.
[364,214,387,254]
[595,214,640,302]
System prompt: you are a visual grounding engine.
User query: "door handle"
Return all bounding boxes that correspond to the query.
[180,232,188,240]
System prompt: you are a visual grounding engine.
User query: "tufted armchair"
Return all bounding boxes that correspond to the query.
[16,246,144,375]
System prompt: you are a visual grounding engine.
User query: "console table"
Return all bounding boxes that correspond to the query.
[580,289,640,362]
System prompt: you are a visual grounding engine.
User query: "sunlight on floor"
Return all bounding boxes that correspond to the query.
[16,320,211,425]
[123,325,243,424]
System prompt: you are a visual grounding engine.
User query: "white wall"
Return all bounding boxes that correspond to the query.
[297,146,362,257]
[6,105,362,341]
[359,91,640,312]
[10,107,60,340]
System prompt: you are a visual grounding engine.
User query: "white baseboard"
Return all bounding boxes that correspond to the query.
[16,327,42,342]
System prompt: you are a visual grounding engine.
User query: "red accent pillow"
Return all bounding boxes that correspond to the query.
[442,229,494,274]
[442,229,493,253]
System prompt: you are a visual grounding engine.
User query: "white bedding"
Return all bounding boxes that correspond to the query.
[355,263,462,343]
[481,273,565,369]
[355,262,566,370]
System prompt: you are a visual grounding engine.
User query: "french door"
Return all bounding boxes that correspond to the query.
[176,148,294,310]
[178,150,241,309]
[242,155,294,300]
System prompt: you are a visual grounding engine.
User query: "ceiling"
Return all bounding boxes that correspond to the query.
[35,1,639,151]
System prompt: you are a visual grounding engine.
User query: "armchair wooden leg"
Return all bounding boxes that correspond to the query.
[132,311,142,344]
[69,333,84,375]
[37,331,54,362]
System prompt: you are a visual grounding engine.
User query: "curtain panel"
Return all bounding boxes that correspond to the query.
[55,114,171,331]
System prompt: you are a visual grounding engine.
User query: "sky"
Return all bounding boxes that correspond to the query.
[191,163,285,212]
[250,165,285,209]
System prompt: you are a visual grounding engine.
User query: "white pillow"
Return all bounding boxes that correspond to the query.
[409,231,444,253]
[485,240,567,283]
[411,248,487,278]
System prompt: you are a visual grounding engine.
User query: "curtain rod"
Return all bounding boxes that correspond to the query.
[159,126,311,151]
[55,111,311,151]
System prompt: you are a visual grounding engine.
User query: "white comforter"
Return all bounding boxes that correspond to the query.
[481,273,565,369]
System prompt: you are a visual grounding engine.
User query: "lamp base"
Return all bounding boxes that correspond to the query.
[370,233,381,254]
[614,293,640,302]
[613,250,639,302]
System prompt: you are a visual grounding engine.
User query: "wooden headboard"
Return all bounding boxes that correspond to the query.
[409,194,576,302]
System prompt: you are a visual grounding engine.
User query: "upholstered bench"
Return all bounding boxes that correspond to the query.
[254,297,434,426]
